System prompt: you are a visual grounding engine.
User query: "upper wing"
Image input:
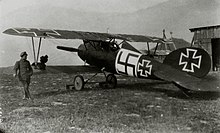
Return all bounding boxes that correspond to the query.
[3,28,164,43]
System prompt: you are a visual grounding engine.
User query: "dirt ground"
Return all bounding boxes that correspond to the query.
[0,68,220,133]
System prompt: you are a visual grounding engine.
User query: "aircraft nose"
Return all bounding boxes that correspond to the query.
[78,44,86,61]
[78,44,84,51]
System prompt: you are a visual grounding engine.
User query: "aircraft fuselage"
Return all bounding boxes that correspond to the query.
[77,42,118,73]
[77,41,159,79]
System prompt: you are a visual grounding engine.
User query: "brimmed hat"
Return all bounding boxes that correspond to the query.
[20,51,28,57]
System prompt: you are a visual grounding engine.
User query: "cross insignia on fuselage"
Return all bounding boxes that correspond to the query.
[137,59,152,77]
[179,48,202,72]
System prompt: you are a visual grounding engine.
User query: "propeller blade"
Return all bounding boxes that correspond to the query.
[57,46,79,52]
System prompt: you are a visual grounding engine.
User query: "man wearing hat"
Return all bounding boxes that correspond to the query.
[13,51,33,100]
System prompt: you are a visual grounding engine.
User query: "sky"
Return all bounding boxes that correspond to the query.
[0,0,168,15]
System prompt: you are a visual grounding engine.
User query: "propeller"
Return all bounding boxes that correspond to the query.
[57,46,79,52]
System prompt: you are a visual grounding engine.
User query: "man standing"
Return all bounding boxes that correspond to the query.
[13,52,33,100]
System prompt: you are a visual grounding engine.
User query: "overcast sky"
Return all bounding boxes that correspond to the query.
[1,0,168,15]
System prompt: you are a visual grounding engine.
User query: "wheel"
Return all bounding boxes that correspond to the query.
[106,74,117,89]
[74,75,84,91]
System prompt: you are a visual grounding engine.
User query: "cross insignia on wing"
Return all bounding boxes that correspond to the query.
[13,28,38,37]
[179,48,202,72]
[39,29,61,37]
[12,28,61,37]
[137,59,152,77]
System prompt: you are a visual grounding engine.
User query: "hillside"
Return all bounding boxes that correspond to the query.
[1,0,219,67]
[128,0,220,40]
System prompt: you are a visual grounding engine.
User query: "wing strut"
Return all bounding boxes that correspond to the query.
[31,37,37,65]
[31,37,43,67]
[36,37,42,63]
[147,42,150,55]
[154,43,159,56]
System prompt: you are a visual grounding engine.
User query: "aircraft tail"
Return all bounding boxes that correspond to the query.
[163,47,211,78]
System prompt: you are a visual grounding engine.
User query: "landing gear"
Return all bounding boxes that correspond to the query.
[74,75,84,91]
[71,73,117,91]
[105,74,117,89]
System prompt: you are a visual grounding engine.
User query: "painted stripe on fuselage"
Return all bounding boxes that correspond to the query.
[115,49,141,77]
[115,48,154,78]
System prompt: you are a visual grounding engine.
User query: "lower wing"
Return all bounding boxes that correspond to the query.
[34,65,101,75]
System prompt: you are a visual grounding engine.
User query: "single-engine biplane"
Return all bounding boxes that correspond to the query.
[3,28,212,94]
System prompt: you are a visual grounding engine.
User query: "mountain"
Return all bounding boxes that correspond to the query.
[1,0,219,67]
[130,0,220,40]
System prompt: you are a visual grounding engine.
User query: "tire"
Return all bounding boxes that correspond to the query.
[74,75,84,91]
[106,74,117,89]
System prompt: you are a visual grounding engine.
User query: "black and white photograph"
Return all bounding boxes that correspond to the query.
[0,0,220,132]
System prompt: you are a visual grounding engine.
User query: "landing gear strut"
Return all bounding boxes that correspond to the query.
[71,73,117,91]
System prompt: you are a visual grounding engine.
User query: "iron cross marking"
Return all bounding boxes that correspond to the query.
[13,28,61,37]
[137,59,152,77]
[179,48,202,72]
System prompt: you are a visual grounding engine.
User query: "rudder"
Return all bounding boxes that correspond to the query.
[163,47,211,78]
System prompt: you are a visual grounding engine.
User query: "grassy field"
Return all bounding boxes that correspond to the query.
[0,71,220,133]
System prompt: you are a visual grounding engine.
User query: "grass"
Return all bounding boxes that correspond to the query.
[0,72,220,133]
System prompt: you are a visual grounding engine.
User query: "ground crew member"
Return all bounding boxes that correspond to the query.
[13,52,33,100]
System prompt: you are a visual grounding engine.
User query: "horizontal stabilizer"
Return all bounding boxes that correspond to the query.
[57,46,79,52]
[154,63,219,92]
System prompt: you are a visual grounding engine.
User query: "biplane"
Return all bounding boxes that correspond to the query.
[3,28,212,94]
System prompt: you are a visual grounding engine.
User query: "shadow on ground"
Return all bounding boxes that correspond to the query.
[33,80,220,101]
